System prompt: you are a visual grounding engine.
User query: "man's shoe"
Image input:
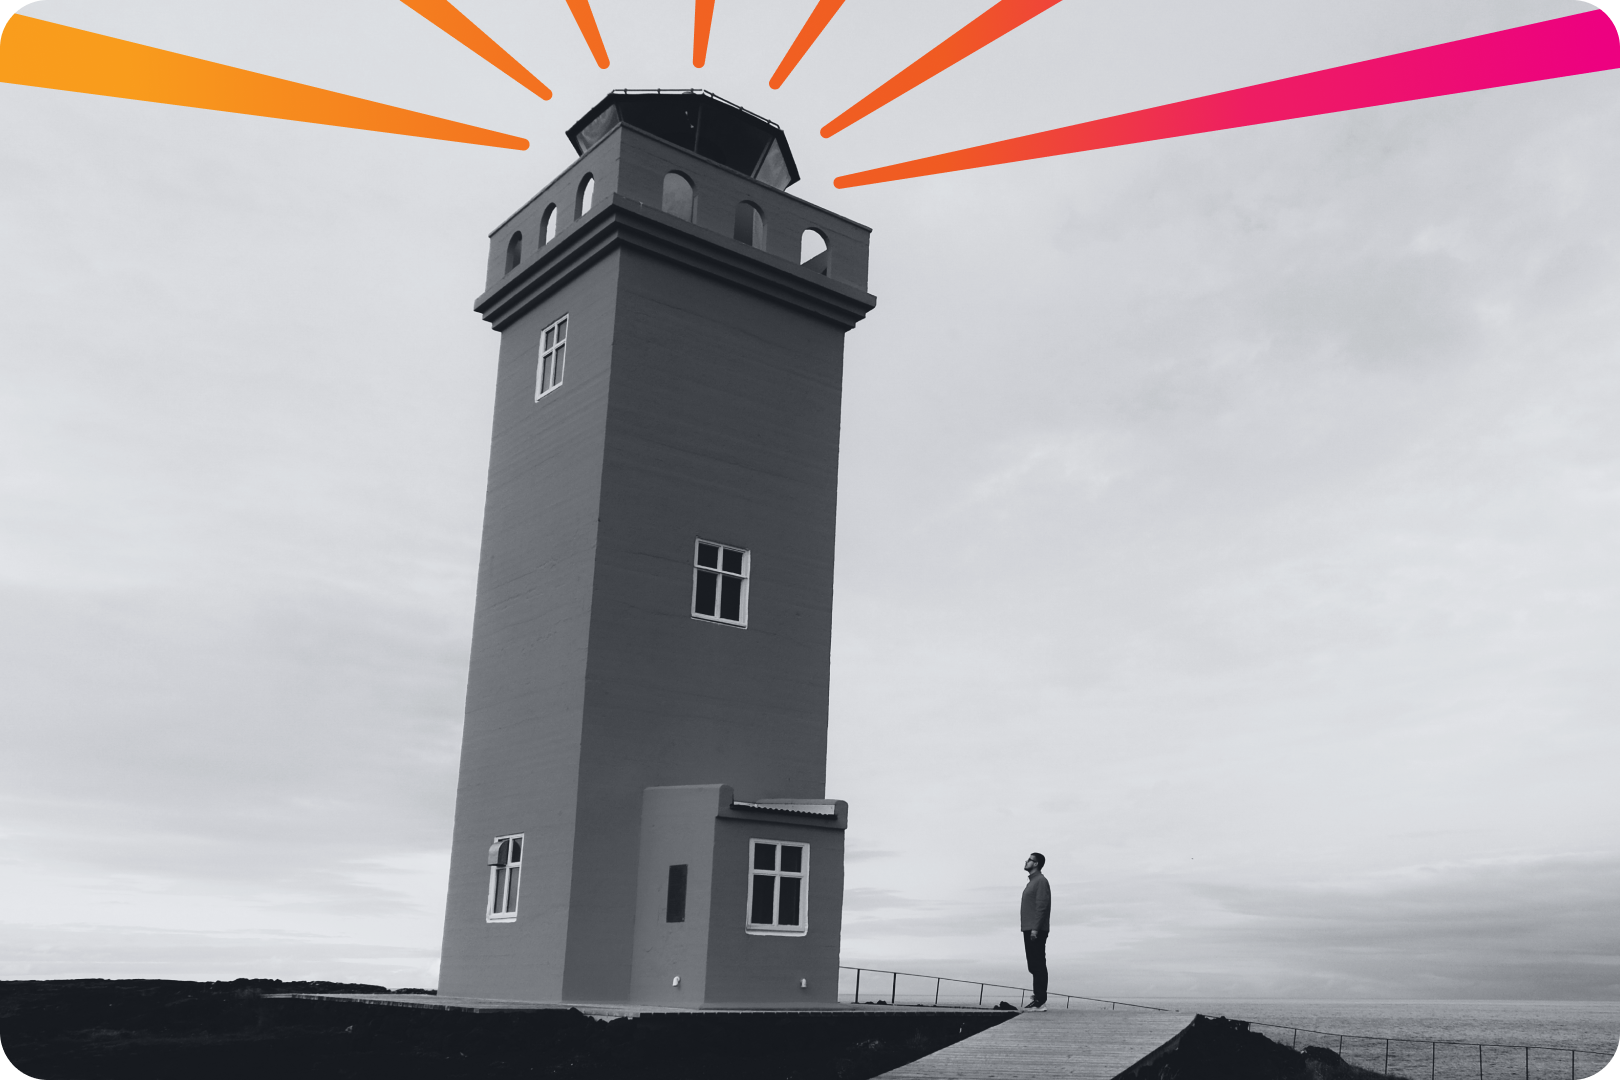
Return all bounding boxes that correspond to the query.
[1024,1000,1047,1011]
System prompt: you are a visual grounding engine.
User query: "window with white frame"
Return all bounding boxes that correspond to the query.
[692,540,748,626]
[746,840,807,935]
[535,315,567,400]
[487,833,523,922]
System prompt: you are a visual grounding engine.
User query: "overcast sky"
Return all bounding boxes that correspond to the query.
[1,0,1617,1005]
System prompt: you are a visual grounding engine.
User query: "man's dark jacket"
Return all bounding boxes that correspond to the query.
[1020,871,1051,933]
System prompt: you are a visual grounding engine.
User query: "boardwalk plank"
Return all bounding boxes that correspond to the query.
[876,1008,1191,1080]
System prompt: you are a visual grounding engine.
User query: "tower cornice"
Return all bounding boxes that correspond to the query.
[474,193,877,334]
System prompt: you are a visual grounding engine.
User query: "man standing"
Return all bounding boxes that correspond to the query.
[1021,852,1050,1010]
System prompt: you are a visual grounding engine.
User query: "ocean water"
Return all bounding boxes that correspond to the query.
[1134,1000,1620,1080]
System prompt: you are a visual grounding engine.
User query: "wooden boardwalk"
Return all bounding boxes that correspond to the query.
[874,1007,1192,1080]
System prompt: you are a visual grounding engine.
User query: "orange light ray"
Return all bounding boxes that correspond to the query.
[769,0,845,89]
[821,0,1063,136]
[693,0,715,68]
[565,0,611,69]
[0,15,527,149]
[399,0,551,100]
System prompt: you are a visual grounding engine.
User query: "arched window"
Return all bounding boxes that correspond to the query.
[799,229,828,275]
[577,174,596,217]
[733,201,765,250]
[542,204,558,243]
[505,231,523,274]
[662,172,694,222]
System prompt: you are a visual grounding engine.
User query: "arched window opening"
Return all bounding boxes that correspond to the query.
[662,172,694,222]
[577,174,596,217]
[799,229,828,275]
[542,204,558,243]
[505,231,523,274]
[733,201,765,250]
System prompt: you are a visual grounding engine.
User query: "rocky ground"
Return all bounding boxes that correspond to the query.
[0,978,1011,1080]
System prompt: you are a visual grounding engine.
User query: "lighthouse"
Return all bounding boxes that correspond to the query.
[438,90,875,1006]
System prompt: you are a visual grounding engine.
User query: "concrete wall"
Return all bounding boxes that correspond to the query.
[629,786,848,1007]
[437,250,621,1000]
[558,239,847,1002]
[706,808,846,1006]
[628,785,727,1005]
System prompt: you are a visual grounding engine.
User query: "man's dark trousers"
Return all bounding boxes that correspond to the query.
[1023,929,1048,1005]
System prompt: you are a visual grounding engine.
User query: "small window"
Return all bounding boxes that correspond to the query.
[577,174,596,217]
[692,540,748,626]
[666,864,688,923]
[733,201,765,249]
[662,172,694,222]
[542,204,558,243]
[487,833,523,922]
[505,231,523,274]
[799,229,828,276]
[536,315,568,400]
[746,840,807,935]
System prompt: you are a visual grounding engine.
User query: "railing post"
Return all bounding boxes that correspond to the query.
[1480,1043,1484,1080]
[854,968,861,1003]
[1433,1042,1437,1080]
[1385,1039,1391,1075]
[891,971,897,1005]
[1293,1030,1298,1049]
[935,977,940,1006]
[1570,1049,1575,1080]
[1526,1045,1530,1080]
[1020,988,1026,1008]
[978,983,984,1007]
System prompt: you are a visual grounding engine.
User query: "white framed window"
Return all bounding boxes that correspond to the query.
[692,540,748,626]
[486,833,523,922]
[746,839,808,936]
[535,315,567,400]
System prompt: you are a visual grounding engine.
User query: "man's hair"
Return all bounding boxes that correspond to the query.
[1029,852,1045,869]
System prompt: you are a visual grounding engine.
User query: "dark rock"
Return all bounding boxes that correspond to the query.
[1114,1014,1312,1080]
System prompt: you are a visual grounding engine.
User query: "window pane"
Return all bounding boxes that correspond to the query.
[510,837,522,864]
[778,877,801,927]
[666,864,687,923]
[494,867,507,911]
[496,839,510,867]
[753,843,776,871]
[506,867,520,913]
[721,548,743,574]
[544,328,554,350]
[555,317,566,342]
[750,873,776,925]
[694,571,718,616]
[553,344,564,385]
[696,543,719,569]
[780,845,802,873]
[719,575,742,622]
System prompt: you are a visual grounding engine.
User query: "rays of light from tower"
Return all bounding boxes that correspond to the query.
[820,0,1065,137]
[834,10,1620,188]
[694,0,715,68]
[565,0,610,69]
[769,0,844,89]
[0,15,528,149]
[399,0,551,99]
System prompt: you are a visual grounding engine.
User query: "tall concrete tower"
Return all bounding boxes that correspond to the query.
[438,91,876,1007]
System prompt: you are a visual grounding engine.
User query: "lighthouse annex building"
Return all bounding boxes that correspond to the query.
[438,91,876,1007]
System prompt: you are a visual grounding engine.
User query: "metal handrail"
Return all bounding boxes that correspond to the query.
[1245,1020,1614,1080]
[837,965,1169,1012]
[837,966,1615,1080]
